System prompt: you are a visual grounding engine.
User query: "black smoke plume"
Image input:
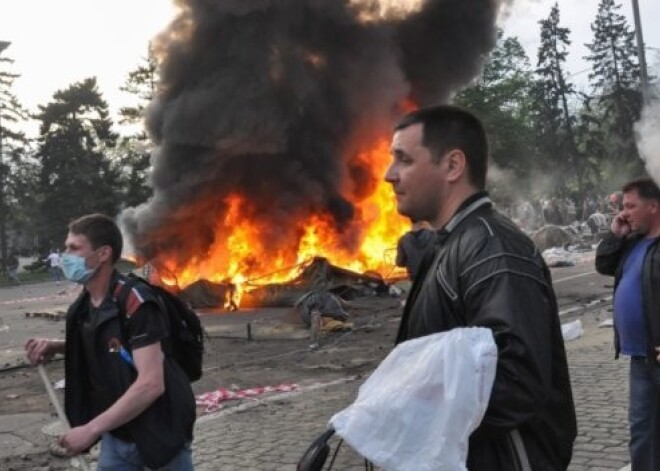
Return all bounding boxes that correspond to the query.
[120,0,504,271]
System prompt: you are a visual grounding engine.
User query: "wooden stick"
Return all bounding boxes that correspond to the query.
[37,364,91,471]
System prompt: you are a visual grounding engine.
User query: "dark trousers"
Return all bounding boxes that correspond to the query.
[629,356,660,471]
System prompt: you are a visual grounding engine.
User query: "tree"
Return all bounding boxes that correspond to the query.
[34,78,122,247]
[585,0,643,178]
[0,49,30,271]
[113,138,153,208]
[119,48,158,133]
[533,3,587,198]
[573,95,607,200]
[117,49,159,207]
[454,30,538,198]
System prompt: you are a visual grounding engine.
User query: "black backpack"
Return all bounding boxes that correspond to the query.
[117,273,205,382]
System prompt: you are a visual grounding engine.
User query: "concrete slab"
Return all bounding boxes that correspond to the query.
[0,413,51,433]
[0,432,39,458]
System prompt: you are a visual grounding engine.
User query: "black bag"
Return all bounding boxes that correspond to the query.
[117,273,205,382]
[298,428,376,471]
[298,429,336,471]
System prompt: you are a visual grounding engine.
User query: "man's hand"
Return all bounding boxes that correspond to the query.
[655,346,660,363]
[24,338,59,364]
[610,211,631,238]
[58,424,100,455]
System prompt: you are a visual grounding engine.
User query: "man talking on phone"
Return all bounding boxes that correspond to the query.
[595,177,660,471]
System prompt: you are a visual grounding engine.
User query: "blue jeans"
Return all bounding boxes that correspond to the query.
[50,266,62,281]
[629,357,660,471]
[97,433,194,471]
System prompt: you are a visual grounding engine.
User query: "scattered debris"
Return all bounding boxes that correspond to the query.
[542,247,578,267]
[310,311,323,348]
[24,311,66,321]
[598,319,614,328]
[295,290,349,327]
[243,258,388,308]
[195,383,300,413]
[321,317,353,333]
[388,285,404,297]
[532,225,576,252]
[180,280,233,309]
[561,320,584,341]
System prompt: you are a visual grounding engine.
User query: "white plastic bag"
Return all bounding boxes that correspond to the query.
[330,327,497,471]
[561,319,584,341]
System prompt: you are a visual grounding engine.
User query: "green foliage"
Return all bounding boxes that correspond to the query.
[533,3,588,199]
[584,0,643,179]
[116,48,158,208]
[0,54,31,189]
[114,137,152,208]
[119,48,158,131]
[34,78,123,247]
[1,51,32,270]
[454,30,537,198]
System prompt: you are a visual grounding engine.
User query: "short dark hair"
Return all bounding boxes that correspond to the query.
[394,105,489,189]
[68,214,123,263]
[622,177,660,203]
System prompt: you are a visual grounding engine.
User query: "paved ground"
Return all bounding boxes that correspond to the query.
[0,261,635,470]
[189,303,632,471]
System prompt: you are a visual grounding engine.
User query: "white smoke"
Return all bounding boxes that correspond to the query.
[635,93,660,186]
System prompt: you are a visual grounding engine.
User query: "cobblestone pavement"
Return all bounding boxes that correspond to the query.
[191,306,631,471]
[0,279,633,470]
[567,342,629,470]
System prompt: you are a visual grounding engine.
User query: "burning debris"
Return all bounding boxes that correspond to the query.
[119,0,506,295]
[152,257,389,310]
[241,257,389,308]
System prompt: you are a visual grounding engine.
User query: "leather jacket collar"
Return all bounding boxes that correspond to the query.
[438,191,492,241]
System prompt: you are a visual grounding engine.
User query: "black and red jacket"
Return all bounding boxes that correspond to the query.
[64,271,195,468]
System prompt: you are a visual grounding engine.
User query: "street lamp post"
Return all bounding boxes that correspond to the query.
[0,41,10,276]
[631,0,650,102]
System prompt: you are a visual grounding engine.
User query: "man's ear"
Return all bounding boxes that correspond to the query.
[100,245,113,263]
[445,149,467,183]
[650,199,660,215]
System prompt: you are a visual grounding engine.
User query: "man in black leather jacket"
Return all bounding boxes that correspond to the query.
[384,105,576,470]
[595,178,660,471]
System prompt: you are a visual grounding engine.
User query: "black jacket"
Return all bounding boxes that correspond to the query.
[396,228,438,279]
[595,232,660,360]
[397,193,576,471]
[64,272,196,468]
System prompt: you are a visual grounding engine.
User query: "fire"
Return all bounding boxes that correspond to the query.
[149,138,410,299]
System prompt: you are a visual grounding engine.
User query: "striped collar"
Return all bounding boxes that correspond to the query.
[442,192,492,234]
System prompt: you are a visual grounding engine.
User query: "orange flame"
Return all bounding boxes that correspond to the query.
[148,135,412,299]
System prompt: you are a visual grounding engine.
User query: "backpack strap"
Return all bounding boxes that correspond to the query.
[116,275,139,316]
[115,274,175,358]
[114,274,141,368]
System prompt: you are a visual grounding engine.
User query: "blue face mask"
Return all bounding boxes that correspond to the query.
[60,252,99,285]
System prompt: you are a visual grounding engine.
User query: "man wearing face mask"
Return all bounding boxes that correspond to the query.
[24,214,196,470]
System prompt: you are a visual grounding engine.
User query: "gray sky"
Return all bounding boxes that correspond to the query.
[0,0,657,134]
